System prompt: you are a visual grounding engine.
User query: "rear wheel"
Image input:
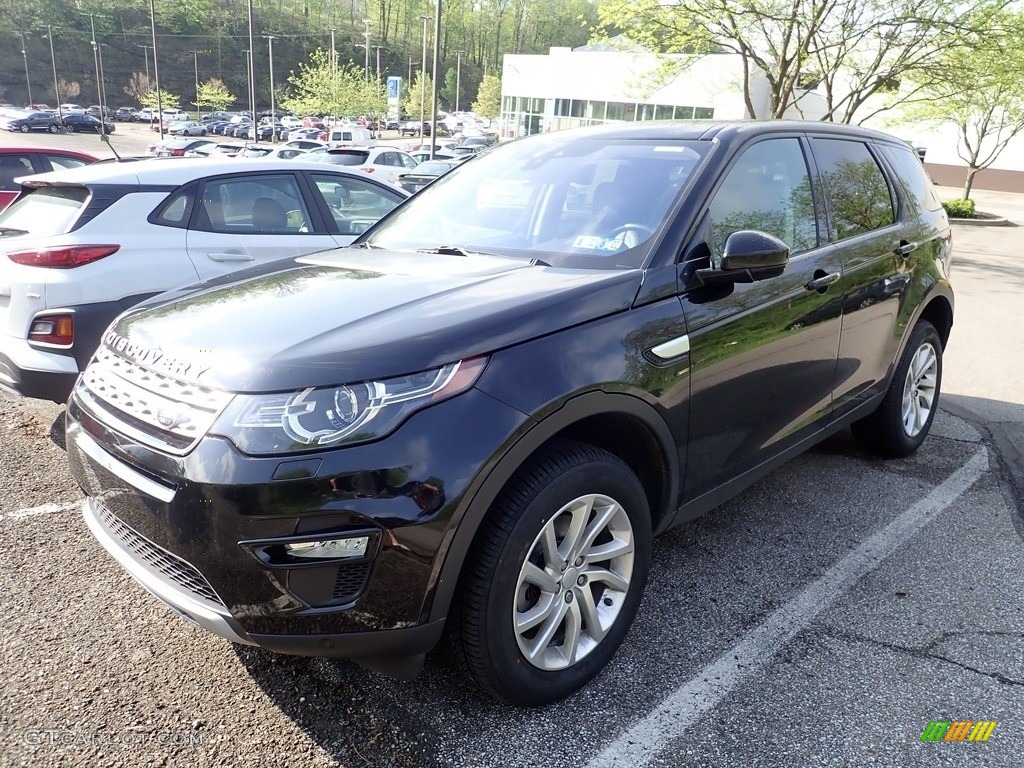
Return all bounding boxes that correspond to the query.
[852,320,942,457]
[49,124,59,134]
[64,124,74,133]
[448,440,652,706]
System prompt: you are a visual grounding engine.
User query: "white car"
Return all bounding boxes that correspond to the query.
[313,146,419,184]
[168,120,208,136]
[233,145,310,160]
[161,108,190,121]
[279,115,302,129]
[58,103,87,115]
[0,158,410,402]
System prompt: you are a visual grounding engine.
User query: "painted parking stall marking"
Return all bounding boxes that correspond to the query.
[0,501,79,523]
[586,446,990,768]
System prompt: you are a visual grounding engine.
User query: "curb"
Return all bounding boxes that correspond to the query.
[948,214,1011,227]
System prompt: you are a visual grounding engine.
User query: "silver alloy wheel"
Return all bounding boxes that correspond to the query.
[513,493,635,671]
[901,341,938,437]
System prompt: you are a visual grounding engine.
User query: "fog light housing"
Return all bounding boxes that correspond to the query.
[29,314,74,346]
[284,537,368,560]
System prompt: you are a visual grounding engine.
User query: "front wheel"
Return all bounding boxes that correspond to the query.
[852,320,943,457]
[20,124,29,133]
[448,440,652,706]
[64,124,74,133]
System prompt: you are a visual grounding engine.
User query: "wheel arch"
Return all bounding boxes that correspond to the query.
[426,390,679,624]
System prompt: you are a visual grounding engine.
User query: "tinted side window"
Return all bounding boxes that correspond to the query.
[0,155,34,192]
[46,154,91,171]
[879,143,943,213]
[153,189,194,228]
[311,173,405,235]
[812,138,895,240]
[194,175,311,234]
[708,138,818,259]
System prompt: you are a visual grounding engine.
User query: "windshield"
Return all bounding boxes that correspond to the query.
[365,133,708,269]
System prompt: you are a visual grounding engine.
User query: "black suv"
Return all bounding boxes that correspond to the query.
[66,121,953,707]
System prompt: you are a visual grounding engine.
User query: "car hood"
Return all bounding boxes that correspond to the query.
[106,250,643,392]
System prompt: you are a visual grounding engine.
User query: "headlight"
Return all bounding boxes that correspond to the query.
[210,357,487,454]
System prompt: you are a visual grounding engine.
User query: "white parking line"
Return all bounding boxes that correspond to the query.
[0,501,80,523]
[586,446,990,768]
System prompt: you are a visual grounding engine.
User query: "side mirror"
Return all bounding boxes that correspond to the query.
[696,230,790,284]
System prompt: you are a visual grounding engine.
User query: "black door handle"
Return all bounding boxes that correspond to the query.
[894,240,919,256]
[805,271,840,291]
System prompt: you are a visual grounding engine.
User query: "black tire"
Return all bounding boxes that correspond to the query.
[64,124,74,133]
[49,124,59,134]
[20,124,29,133]
[447,440,652,706]
[851,320,943,457]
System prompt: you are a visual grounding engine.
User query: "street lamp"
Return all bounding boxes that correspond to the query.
[148,0,163,138]
[429,2,441,158]
[362,19,372,83]
[455,49,465,113]
[86,15,102,112]
[267,36,277,142]
[135,44,151,85]
[419,14,431,144]
[44,26,63,124]
[19,32,32,105]
[190,50,202,117]
[247,0,257,141]
[374,45,383,82]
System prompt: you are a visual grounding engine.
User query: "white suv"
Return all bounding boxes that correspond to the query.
[313,146,419,185]
[0,158,408,401]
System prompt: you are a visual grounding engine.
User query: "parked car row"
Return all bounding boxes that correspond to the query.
[0,109,115,135]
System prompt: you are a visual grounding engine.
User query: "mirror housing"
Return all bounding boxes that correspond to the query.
[696,230,790,284]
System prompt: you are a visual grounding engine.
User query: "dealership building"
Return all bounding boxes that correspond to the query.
[500,42,1024,192]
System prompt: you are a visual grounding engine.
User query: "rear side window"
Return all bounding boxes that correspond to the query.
[0,155,34,193]
[194,174,311,234]
[0,186,88,235]
[46,154,91,171]
[879,143,944,214]
[812,138,895,240]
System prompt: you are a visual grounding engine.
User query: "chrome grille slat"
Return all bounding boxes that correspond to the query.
[97,503,224,609]
[78,346,233,454]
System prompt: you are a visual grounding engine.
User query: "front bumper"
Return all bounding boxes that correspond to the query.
[66,385,527,668]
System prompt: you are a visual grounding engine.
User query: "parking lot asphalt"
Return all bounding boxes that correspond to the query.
[1,140,1022,767]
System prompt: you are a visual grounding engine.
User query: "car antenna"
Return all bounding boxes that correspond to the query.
[99,127,122,161]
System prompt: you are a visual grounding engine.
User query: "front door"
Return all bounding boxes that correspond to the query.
[680,136,844,499]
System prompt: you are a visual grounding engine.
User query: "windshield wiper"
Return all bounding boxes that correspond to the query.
[0,227,27,236]
[351,241,377,249]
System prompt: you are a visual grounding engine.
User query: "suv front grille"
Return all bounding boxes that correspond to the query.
[96,502,224,609]
[77,346,233,454]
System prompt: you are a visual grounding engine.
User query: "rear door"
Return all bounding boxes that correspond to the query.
[183,171,338,281]
[680,135,844,498]
[807,137,905,421]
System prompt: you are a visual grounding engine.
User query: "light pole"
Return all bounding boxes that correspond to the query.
[330,29,338,119]
[19,32,32,105]
[267,36,276,142]
[45,26,62,124]
[247,0,257,141]
[190,50,201,117]
[419,14,431,144]
[374,46,383,82]
[429,2,441,158]
[87,15,102,112]
[362,19,371,84]
[97,42,108,117]
[455,49,465,113]
[148,0,163,139]
[135,44,150,85]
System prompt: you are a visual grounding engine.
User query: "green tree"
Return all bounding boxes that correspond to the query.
[280,49,381,117]
[139,89,181,111]
[471,73,501,119]
[594,0,1005,123]
[197,78,235,111]
[401,70,436,121]
[901,10,1024,199]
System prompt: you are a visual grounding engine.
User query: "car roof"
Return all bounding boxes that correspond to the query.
[0,146,98,161]
[559,119,907,145]
[17,157,385,187]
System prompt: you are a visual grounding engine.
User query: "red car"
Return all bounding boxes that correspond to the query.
[0,147,98,211]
